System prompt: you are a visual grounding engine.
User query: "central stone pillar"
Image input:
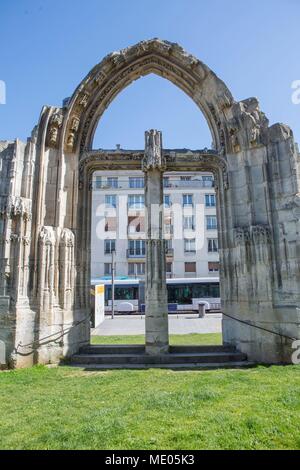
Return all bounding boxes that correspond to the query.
[142,130,169,355]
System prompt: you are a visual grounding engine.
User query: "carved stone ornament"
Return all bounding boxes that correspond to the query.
[228,98,269,152]
[39,226,56,246]
[234,225,271,245]
[282,193,300,219]
[66,116,80,152]
[78,93,89,109]
[142,130,166,172]
[5,196,32,220]
[60,228,75,247]
[47,109,63,147]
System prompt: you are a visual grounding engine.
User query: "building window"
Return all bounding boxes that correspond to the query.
[105,218,117,232]
[202,176,214,187]
[181,176,192,181]
[164,216,173,235]
[208,262,219,272]
[184,238,196,253]
[128,194,144,209]
[185,262,196,273]
[129,177,144,189]
[163,177,170,188]
[104,263,112,275]
[94,176,102,189]
[105,195,117,208]
[183,215,195,230]
[136,263,145,275]
[205,194,216,207]
[208,238,218,253]
[128,263,145,276]
[164,195,171,208]
[128,240,146,256]
[166,262,172,274]
[128,264,135,276]
[206,216,217,230]
[107,177,118,188]
[104,239,116,254]
[183,194,193,207]
[128,216,145,233]
[166,239,173,252]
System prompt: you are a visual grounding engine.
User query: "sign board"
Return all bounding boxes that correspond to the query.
[92,284,105,328]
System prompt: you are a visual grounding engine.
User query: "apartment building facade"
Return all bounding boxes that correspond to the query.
[91,170,219,280]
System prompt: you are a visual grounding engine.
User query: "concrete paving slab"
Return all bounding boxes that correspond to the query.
[92,314,222,336]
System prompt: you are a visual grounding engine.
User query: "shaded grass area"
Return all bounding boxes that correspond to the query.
[91,333,222,345]
[0,364,299,450]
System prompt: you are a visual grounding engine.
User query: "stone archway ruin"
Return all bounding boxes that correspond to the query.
[0,38,299,368]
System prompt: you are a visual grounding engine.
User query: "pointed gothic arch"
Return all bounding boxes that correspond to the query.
[62,39,234,154]
[0,39,299,368]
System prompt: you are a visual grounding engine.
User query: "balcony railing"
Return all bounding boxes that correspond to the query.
[127,204,145,210]
[128,226,145,234]
[92,179,214,191]
[164,225,173,235]
[164,180,214,189]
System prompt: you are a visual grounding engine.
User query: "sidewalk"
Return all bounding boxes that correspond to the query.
[92,313,222,336]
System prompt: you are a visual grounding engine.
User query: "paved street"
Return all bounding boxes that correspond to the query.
[92,313,222,336]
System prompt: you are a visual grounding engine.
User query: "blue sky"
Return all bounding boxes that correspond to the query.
[0,0,299,149]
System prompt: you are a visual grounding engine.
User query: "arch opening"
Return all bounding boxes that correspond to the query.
[83,53,223,347]
[92,73,213,150]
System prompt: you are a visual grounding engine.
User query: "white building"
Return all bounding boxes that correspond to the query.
[91,167,219,281]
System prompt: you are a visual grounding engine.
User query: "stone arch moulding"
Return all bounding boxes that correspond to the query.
[57,38,271,157]
[0,38,299,368]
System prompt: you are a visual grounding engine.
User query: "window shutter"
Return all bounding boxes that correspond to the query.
[105,217,117,231]
[208,262,219,271]
[185,262,196,273]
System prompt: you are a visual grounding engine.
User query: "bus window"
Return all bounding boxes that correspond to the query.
[210,284,220,297]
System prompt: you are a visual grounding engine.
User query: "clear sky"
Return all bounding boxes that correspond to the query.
[0,0,299,149]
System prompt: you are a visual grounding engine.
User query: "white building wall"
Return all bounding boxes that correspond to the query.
[91,170,219,280]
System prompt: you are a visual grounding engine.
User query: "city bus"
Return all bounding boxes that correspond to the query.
[91,277,220,314]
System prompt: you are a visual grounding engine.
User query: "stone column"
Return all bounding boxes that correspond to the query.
[142,130,169,355]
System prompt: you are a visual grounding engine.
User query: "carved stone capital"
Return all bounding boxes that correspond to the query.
[39,226,56,246]
[60,228,75,247]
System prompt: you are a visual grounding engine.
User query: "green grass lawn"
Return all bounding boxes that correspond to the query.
[91,333,222,345]
[0,362,299,450]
